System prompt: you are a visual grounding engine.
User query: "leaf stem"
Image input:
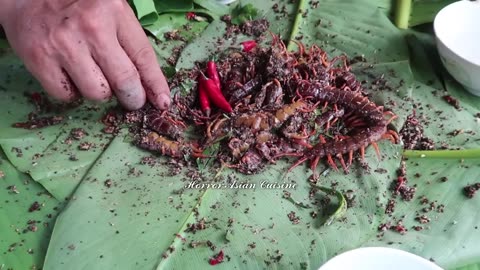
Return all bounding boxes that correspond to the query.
[403,149,480,159]
[287,0,307,51]
[407,0,457,27]
[156,189,210,269]
[312,185,347,226]
[394,0,412,29]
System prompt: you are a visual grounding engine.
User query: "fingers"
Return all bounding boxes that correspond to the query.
[62,51,112,103]
[12,0,169,111]
[116,6,171,110]
[23,58,78,102]
[90,40,146,111]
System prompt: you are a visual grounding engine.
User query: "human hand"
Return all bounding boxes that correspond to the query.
[0,0,170,110]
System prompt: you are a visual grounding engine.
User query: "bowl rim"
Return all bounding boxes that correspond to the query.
[433,0,480,67]
[319,247,444,270]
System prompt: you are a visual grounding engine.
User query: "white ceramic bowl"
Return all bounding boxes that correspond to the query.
[215,0,238,4]
[319,247,444,270]
[434,0,480,95]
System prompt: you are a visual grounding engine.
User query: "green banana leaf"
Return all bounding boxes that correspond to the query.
[144,13,209,42]
[395,0,458,29]
[132,0,159,26]
[154,0,195,13]
[0,151,65,269]
[0,52,115,200]
[132,0,229,26]
[1,0,480,269]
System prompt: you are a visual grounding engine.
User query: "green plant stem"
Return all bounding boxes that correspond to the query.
[394,0,412,29]
[312,185,347,226]
[287,0,307,51]
[403,149,480,159]
[408,0,457,27]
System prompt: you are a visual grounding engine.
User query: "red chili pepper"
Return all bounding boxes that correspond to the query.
[198,81,211,117]
[209,250,224,266]
[199,74,232,113]
[241,40,257,52]
[186,12,196,20]
[206,61,221,90]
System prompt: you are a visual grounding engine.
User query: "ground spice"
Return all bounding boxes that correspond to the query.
[399,112,435,150]
[464,183,480,198]
[443,95,460,110]
[28,201,41,212]
[70,128,87,140]
[392,221,407,235]
[415,215,431,224]
[391,160,416,201]
[378,222,391,232]
[78,142,94,151]
[385,199,395,215]
[287,211,300,224]
[13,115,64,129]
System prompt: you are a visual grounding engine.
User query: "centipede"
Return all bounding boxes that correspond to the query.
[128,34,399,175]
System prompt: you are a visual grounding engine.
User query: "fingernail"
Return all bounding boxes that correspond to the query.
[156,93,171,110]
[117,85,146,111]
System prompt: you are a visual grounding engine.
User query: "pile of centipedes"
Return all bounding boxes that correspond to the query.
[132,35,399,175]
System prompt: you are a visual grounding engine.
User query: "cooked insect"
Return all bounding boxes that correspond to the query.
[129,34,398,175]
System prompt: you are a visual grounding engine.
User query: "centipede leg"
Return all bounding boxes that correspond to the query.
[191,152,212,158]
[371,142,381,160]
[307,127,317,138]
[223,162,239,170]
[391,130,400,142]
[321,53,330,67]
[299,101,321,113]
[326,155,338,171]
[330,105,340,126]
[292,139,313,149]
[337,154,348,173]
[289,157,309,172]
[348,118,366,128]
[345,111,366,125]
[382,133,396,143]
[291,40,306,56]
[318,135,338,171]
[273,152,304,159]
[348,150,353,167]
[310,156,321,172]
[322,101,329,110]
[343,114,357,125]
[383,130,400,143]
[384,111,398,124]
[360,147,365,161]
[330,117,339,127]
